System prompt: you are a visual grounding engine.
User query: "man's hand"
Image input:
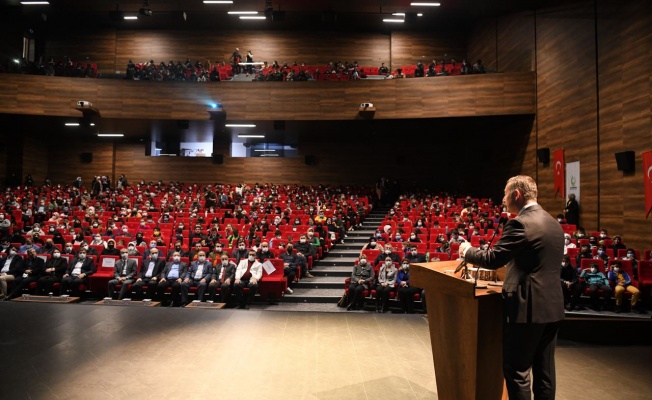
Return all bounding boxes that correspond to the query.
[250,278,257,285]
[458,242,472,258]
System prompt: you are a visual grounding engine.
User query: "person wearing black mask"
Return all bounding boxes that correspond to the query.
[37,249,68,295]
[5,248,45,300]
[560,255,584,311]
[101,239,120,256]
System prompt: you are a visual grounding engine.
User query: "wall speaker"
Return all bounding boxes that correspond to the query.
[212,154,224,164]
[615,151,635,172]
[305,155,316,165]
[80,152,93,163]
[537,148,550,164]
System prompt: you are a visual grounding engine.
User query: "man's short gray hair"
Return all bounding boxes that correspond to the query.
[506,175,538,201]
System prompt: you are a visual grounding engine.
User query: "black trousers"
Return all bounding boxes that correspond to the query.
[181,279,208,304]
[133,278,158,299]
[234,279,258,306]
[560,281,585,307]
[503,322,559,400]
[37,276,61,295]
[108,278,134,300]
[284,267,296,288]
[156,279,182,304]
[7,276,39,298]
[588,284,613,307]
[347,282,368,306]
[398,286,420,312]
[375,284,394,309]
[209,280,232,303]
[60,276,87,297]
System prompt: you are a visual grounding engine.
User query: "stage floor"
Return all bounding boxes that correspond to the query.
[0,303,650,400]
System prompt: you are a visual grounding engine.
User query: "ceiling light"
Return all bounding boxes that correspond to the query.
[238,134,265,138]
[89,123,95,126]
[124,16,138,20]
[228,11,258,15]
[254,149,276,152]
[225,124,256,128]
[383,19,405,23]
[240,16,266,20]
[65,123,80,126]
[260,154,279,157]
[417,13,423,16]
[20,1,50,4]
[392,13,405,16]
[203,1,233,3]
[410,2,441,6]
[97,134,124,137]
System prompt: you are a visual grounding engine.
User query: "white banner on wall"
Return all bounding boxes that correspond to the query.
[565,161,580,203]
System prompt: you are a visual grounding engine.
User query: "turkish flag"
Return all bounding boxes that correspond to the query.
[553,149,565,198]
[643,151,652,218]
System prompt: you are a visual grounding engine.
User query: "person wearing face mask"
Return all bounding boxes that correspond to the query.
[575,244,593,269]
[563,234,576,255]
[360,237,384,258]
[375,257,397,313]
[346,255,375,311]
[61,242,75,256]
[108,249,138,300]
[234,250,263,309]
[18,238,40,254]
[292,235,314,277]
[143,240,161,260]
[134,232,145,247]
[255,242,275,263]
[580,262,613,311]
[119,225,132,239]
[0,246,25,299]
[101,239,120,256]
[60,249,96,297]
[598,229,610,244]
[593,244,610,266]
[231,240,249,264]
[405,244,426,263]
[40,239,57,255]
[609,235,626,254]
[560,255,584,311]
[278,244,303,294]
[126,242,141,257]
[36,249,68,295]
[133,248,166,300]
[408,232,422,243]
[181,251,213,305]
[397,260,421,314]
[621,248,639,280]
[0,240,11,256]
[607,261,643,313]
[156,251,189,306]
[374,244,400,266]
[209,254,237,303]
[91,234,106,248]
[79,241,99,256]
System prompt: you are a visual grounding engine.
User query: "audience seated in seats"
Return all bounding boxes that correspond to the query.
[60,249,96,297]
[209,254,236,304]
[156,252,188,307]
[374,244,400,266]
[108,249,138,300]
[397,260,421,314]
[563,233,576,255]
[405,244,426,263]
[278,243,301,294]
[375,257,397,313]
[36,248,68,295]
[608,261,643,313]
[560,255,584,311]
[347,254,375,311]
[580,262,612,311]
[181,251,212,305]
[623,248,639,280]
[0,246,24,299]
[5,248,45,300]
[234,250,263,309]
[133,249,166,300]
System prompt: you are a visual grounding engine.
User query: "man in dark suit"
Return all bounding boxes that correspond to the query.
[209,253,236,303]
[133,248,166,299]
[459,175,565,400]
[60,248,96,297]
[5,248,45,299]
[0,246,24,299]
[156,252,188,307]
[181,251,213,305]
[108,249,138,300]
[37,249,68,295]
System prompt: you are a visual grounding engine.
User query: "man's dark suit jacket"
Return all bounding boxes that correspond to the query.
[0,256,25,276]
[138,257,166,279]
[65,257,96,277]
[464,204,565,324]
[113,258,138,279]
[211,262,236,282]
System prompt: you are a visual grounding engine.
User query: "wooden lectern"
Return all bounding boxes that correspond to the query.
[411,260,508,400]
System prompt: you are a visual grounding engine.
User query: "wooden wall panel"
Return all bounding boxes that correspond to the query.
[21,130,48,183]
[496,12,535,72]
[467,18,497,72]
[390,32,467,71]
[597,0,652,249]
[0,73,536,121]
[44,31,117,75]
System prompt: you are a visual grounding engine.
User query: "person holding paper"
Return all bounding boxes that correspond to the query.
[234,250,263,309]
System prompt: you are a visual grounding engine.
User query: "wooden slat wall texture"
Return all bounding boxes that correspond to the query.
[390,32,468,71]
[468,0,652,250]
[0,73,536,121]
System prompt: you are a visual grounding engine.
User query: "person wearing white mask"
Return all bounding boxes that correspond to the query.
[181,251,213,305]
[563,233,576,255]
[0,246,25,299]
[60,249,96,297]
[37,249,68,295]
[580,262,613,311]
[375,256,397,313]
[347,254,374,311]
[108,248,138,300]
[234,250,263,309]
[607,261,643,313]
[209,254,236,303]
[157,251,188,307]
[133,248,166,300]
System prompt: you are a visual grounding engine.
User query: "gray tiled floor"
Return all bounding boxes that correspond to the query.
[0,302,650,400]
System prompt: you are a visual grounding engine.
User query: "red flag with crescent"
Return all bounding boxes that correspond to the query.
[643,151,652,218]
[553,149,565,198]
